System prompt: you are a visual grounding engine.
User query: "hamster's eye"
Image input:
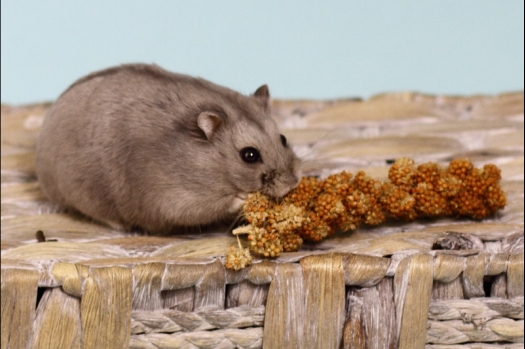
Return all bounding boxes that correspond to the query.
[280,134,287,147]
[240,147,261,163]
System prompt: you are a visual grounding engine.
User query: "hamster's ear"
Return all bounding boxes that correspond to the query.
[253,84,270,110]
[197,111,222,139]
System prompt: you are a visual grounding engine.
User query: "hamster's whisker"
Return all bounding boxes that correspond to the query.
[228,212,245,232]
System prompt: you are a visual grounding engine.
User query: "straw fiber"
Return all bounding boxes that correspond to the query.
[1,92,524,348]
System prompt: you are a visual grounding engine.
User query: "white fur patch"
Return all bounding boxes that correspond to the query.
[229,194,247,213]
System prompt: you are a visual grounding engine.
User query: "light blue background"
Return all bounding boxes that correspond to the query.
[2,1,524,104]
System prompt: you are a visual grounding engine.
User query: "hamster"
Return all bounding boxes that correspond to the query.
[36,63,301,233]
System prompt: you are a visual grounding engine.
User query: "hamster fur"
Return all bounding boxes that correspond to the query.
[36,63,301,233]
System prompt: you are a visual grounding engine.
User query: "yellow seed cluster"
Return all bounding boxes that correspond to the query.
[226,158,506,269]
[224,245,253,271]
[242,192,304,256]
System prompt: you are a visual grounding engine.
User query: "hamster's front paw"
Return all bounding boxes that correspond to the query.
[229,193,248,213]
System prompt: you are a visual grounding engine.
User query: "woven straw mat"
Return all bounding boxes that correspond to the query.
[1,92,524,349]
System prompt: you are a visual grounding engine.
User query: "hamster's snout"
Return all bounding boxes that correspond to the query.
[261,170,301,199]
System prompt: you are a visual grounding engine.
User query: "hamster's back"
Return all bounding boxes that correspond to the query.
[37,64,212,229]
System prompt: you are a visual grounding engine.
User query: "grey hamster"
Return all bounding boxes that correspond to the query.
[36,63,301,233]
